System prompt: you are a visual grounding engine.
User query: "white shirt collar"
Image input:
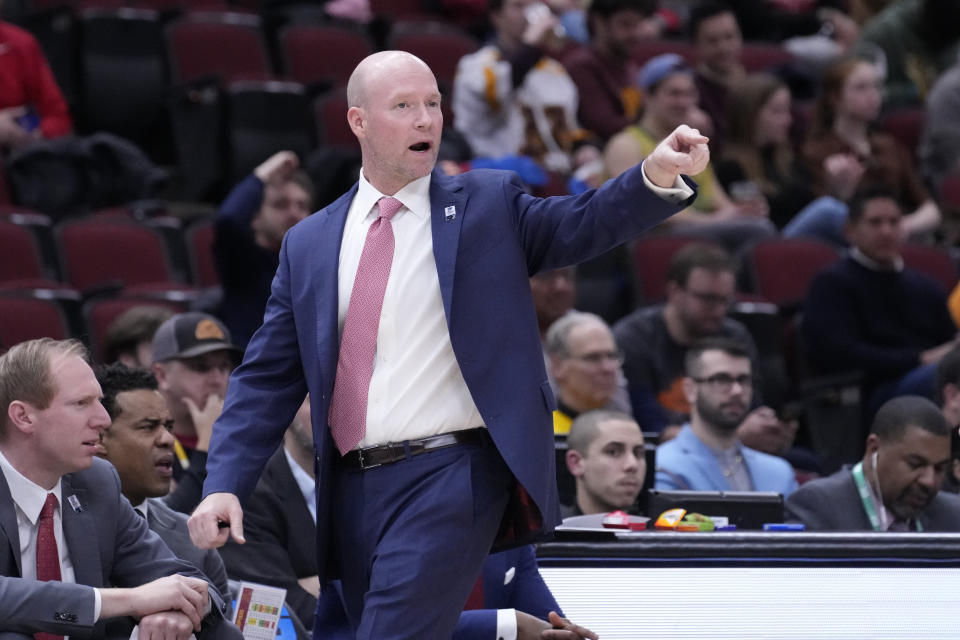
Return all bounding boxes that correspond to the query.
[283,447,316,503]
[850,247,903,272]
[134,499,149,519]
[355,169,433,222]
[0,448,63,525]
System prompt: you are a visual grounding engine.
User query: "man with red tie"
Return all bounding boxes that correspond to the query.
[0,338,229,640]
[189,50,708,639]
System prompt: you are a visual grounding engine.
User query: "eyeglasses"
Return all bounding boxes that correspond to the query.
[685,289,734,308]
[692,373,752,391]
[570,351,625,366]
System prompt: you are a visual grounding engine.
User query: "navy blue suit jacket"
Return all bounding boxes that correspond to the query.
[316,546,561,639]
[203,165,691,583]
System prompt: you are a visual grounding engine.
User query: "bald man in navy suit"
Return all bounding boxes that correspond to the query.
[190,50,708,639]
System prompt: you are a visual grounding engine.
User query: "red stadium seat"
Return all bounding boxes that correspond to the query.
[387,21,479,126]
[56,217,181,292]
[166,12,272,84]
[740,42,794,72]
[0,293,70,348]
[314,88,359,151]
[901,243,958,293]
[880,107,925,159]
[279,23,373,90]
[186,218,219,287]
[746,237,840,309]
[631,234,718,304]
[83,296,185,363]
[0,218,49,284]
[631,39,696,67]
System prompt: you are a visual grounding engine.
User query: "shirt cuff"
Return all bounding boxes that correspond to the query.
[640,160,695,204]
[496,608,518,640]
[93,587,102,621]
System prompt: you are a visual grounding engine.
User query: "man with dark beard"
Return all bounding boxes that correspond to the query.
[786,396,960,531]
[654,337,797,495]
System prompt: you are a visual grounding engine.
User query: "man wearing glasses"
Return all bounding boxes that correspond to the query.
[546,312,629,436]
[654,336,797,495]
[614,242,761,439]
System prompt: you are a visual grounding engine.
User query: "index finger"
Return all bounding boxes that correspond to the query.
[673,124,709,146]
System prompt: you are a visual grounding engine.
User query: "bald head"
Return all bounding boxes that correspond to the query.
[347,51,434,109]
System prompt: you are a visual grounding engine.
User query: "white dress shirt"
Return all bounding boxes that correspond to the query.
[0,448,100,621]
[339,170,485,448]
[284,447,317,523]
[338,166,693,449]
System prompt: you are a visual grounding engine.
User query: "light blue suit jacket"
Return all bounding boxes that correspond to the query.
[654,425,797,496]
[203,165,692,584]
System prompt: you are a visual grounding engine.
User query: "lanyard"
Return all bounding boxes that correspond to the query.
[851,462,923,532]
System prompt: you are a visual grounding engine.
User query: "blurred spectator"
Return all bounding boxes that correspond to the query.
[854,0,960,108]
[605,53,775,252]
[688,1,745,154]
[546,312,631,435]
[104,305,175,368]
[935,345,960,492]
[95,364,234,620]
[920,60,960,193]
[717,73,853,237]
[802,58,940,242]
[654,337,798,494]
[786,395,960,530]
[613,243,759,437]
[801,188,957,417]
[151,312,240,514]
[219,397,318,630]
[453,0,587,177]
[563,409,646,516]
[564,0,659,142]
[531,267,577,386]
[214,151,313,349]
[0,16,71,151]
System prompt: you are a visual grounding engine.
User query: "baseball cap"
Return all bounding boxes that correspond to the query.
[638,53,693,92]
[151,312,241,363]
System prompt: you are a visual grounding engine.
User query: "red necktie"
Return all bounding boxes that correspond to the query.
[35,493,63,640]
[329,196,403,455]
[463,576,484,610]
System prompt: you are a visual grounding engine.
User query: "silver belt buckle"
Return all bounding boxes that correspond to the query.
[357,448,381,470]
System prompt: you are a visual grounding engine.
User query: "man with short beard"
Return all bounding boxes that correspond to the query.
[654,337,797,495]
[786,396,960,531]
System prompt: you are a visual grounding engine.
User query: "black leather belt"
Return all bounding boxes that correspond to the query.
[339,427,487,470]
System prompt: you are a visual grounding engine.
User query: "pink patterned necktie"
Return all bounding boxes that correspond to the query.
[329,196,403,455]
[35,493,63,640]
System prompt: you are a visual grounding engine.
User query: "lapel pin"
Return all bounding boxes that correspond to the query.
[67,494,83,513]
[444,205,456,221]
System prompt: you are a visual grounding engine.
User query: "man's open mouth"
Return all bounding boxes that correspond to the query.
[409,142,431,152]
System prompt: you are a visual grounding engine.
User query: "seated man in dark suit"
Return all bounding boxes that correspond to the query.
[786,396,960,531]
[220,398,596,639]
[94,363,234,616]
[218,396,319,629]
[0,338,229,639]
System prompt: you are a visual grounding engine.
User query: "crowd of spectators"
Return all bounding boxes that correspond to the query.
[4,0,960,636]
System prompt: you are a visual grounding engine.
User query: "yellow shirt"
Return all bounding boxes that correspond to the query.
[553,409,573,436]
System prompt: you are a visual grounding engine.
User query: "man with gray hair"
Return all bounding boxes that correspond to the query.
[786,395,960,531]
[0,338,229,638]
[546,312,631,435]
